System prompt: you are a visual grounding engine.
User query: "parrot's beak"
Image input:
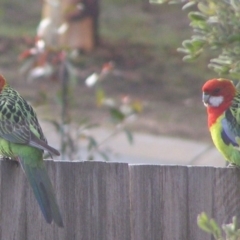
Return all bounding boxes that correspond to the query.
[202,92,210,106]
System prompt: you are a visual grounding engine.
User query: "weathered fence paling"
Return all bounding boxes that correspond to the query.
[0,160,239,240]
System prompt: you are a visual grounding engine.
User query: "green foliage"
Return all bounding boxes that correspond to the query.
[197,212,222,239]
[154,0,240,79]
[197,212,240,240]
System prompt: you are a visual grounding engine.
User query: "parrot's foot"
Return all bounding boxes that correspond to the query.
[0,157,20,167]
[227,163,240,169]
[0,156,12,161]
[7,157,20,167]
[12,159,20,167]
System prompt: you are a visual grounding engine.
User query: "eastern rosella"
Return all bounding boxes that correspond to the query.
[0,75,63,227]
[202,78,240,166]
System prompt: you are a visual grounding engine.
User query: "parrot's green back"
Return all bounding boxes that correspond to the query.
[0,75,63,227]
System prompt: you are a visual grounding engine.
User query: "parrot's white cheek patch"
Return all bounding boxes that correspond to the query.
[209,96,224,107]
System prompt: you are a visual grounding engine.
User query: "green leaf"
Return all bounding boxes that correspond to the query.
[66,133,76,152]
[131,101,143,113]
[191,39,205,49]
[124,128,134,145]
[197,212,212,233]
[188,11,207,21]
[230,72,240,79]
[182,55,196,62]
[110,107,125,122]
[87,154,94,161]
[99,151,110,161]
[210,58,231,65]
[182,40,194,51]
[149,0,166,3]
[190,20,208,30]
[208,63,230,74]
[182,2,196,10]
[96,88,106,106]
[197,212,222,239]
[87,137,98,151]
[181,39,204,55]
[198,2,216,15]
[191,35,207,41]
[177,47,190,54]
[168,0,180,4]
[221,217,240,239]
[151,0,180,4]
[209,219,222,238]
[228,34,240,43]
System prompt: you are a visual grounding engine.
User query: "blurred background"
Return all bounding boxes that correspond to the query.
[0,0,223,165]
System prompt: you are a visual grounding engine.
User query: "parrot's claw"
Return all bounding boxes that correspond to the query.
[12,160,20,167]
[0,156,12,161]
[10,158,20,167]
[0,156,20,167]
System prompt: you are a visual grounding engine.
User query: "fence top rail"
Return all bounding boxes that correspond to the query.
[45,159,228,169]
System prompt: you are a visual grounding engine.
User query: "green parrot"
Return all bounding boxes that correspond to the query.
[0,75,63,227]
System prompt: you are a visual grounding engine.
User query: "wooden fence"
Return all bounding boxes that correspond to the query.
[0,160,239,240]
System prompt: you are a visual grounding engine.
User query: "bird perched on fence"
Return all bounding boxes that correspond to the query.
[202,78,240,166]
[0,74,63,227]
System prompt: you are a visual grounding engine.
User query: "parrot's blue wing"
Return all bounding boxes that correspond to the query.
[221,118,238,146]
[222,108,240,147]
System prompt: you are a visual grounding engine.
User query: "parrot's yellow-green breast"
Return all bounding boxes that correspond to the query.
[210,114,240,165]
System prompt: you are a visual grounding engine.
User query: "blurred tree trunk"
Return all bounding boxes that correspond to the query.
[42,0,99,52]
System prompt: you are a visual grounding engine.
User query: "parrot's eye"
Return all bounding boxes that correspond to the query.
[213,88,220,95]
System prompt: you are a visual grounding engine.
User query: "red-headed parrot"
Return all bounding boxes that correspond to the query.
[202,78,240,166]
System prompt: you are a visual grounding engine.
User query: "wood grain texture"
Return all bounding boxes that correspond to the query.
[0,161,239,240]
[213,167,240,225]
[161,166,188,240]
[0,160,131,240]
[187,166,213,240]
[0,160,27,240]
[129,165,188,240]
[129,165,163,240]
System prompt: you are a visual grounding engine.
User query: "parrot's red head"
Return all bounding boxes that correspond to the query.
[0,75,7,93]
[202,78,236,127]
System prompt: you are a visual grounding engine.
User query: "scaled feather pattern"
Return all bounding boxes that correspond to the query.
[0,75,63,227]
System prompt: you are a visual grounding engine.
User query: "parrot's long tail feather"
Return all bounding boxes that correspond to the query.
[18,156,64,227]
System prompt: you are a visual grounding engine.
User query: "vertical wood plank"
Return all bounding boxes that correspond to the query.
[213,167,240,225]
[0,160,27,240]
[129,165,163,240]
[104,162,131,240]
[130,165,188,240]
[187,166,213,240]
[161,166,188,240]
